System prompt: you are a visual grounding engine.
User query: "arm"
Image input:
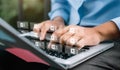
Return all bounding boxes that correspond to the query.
[49,21,120,48]
[94,21,120,42]
[33,0,70,40]
[49,0,70,23]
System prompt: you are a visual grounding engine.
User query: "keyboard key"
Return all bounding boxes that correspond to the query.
[65,46,80,55]
[32,40,46,49]
[46,42,63,53]
[30,22,37,31]
[45,33,51,41]
[48,25,56,32]
[17,21,29,29]
[20,31,91,60]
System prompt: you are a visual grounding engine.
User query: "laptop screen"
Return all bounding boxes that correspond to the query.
[0,18,66,70]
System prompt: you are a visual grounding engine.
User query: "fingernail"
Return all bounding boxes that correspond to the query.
[39,34,44,40]
[47,43,51,49]
[78,47,82,50]
[40,37,42,40]
[78,45,84,50]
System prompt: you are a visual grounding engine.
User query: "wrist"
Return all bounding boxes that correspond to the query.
[93,27,104,42]
[52,16,65,25]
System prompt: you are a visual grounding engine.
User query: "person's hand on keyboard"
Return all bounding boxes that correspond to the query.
[49,25,101,49]
[33,17,65,40]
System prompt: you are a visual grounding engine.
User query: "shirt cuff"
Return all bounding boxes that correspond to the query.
[111,17,120,30]
[48,10,69,23]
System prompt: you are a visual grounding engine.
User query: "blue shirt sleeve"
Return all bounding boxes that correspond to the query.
[111,17,120,30]
[48,0,70,23]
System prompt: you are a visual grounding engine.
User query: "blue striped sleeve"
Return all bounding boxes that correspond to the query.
[48,0,70,23]
[111,17,120,30]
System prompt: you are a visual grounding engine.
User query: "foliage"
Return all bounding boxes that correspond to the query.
[0,0,45,28]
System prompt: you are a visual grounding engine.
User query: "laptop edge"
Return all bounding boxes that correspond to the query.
[0,18,67,70]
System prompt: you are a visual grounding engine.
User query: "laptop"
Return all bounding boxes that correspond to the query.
[0,18,114,70]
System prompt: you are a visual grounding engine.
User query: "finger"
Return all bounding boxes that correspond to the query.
[50,34,58,42]
[40,23,51,40]
[33,23,43,34]
[48,34,59,49]
[59,31,75,45]
[47,41,55,49]
[66,34,82,46]
[57,25,71,34]
[76,39,86,50]
[50,27,67,41]
[58,26,76,44]
[47,42,51,49]
[48,26,66,47]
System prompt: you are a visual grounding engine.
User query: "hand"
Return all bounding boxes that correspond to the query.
[49,25,101,49]
[33,17,65,40]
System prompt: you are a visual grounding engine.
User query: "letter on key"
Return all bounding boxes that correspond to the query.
[69,28,75,34]
[50,25,56,32]
[50,35,57,41]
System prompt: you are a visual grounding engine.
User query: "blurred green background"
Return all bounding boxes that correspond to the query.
[0,0,50,28]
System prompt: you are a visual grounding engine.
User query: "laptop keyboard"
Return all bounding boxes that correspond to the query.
[17,22,90,59]
[20,32,90,59]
